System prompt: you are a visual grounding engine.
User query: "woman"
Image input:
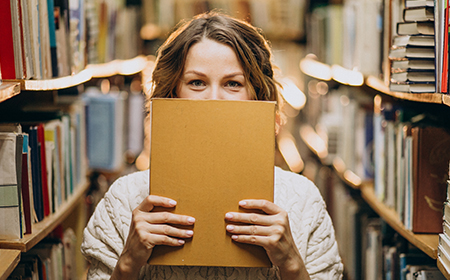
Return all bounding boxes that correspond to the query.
[81,11,343,279]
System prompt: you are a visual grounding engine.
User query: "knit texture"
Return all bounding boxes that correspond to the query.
[81,167,343,279]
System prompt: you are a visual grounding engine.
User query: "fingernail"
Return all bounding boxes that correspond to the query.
[188,217,195,223]
[186,230,194,236]
[239,201,247,206]
[169,200,177,206]
[231,235,238,240]
[225,213,233,219]
[178,239,185,244]
[226,225,234,231]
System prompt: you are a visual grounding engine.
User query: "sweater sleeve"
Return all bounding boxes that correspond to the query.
[81,170,149,279]
[275,168,343,280]
[305,197,343,280]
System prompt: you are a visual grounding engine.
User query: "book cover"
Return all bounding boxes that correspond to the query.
[148,99,275,267]
[412,126,450,233]
[0,0,20,79]
[403,6,434,22]
[0,133,22,239]
[28,126,44,222]
[21,133,32,234]
[391,71,435,83]
[397,21,435,35]
[37,124,50,217]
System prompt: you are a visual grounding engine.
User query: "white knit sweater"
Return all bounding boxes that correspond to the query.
[81,167,343,279]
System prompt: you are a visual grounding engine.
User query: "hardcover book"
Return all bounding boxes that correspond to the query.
[412,126,450,233]
[148,98,275,267]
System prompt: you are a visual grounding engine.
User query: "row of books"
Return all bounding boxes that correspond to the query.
[0,0,141,80]
[305,0,450,94]
[83,83,145,171]
[388,0,449,93]
[373,98,450,234]
[311,82,450,234]
[438,165,450,275]
[8,227,78,280]
[141,0,306,40]
[307,161,445,279]
[0,103,87,239]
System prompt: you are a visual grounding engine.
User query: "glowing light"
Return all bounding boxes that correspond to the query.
[331,64,364,86]
[140,23,162,40]
[299,125,328,159]
[277,131,304,173]
[280,77,306,110]
[299,55,332,81]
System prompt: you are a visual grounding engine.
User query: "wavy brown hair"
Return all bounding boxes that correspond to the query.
[149,11,281,105]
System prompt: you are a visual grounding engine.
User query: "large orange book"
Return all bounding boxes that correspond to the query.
[148,98,276,267]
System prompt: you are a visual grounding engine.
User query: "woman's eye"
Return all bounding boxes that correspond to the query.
[189,80,205,87]
[226,81,242,88]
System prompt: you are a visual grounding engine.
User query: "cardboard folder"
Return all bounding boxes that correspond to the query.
[148,98,275,267]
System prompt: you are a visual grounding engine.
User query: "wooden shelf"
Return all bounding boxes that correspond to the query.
[4,69,93,91]
[0,82,21,103]
[360,182,439,259]
[0,181,89,252]
[87,55,149,78]
[438,257,450,280]
[300,55,449,107]
[0,250,20,280]
[366,76,444,104]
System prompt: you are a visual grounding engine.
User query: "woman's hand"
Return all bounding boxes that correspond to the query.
[112,195,195,279]
[225,200,311,280]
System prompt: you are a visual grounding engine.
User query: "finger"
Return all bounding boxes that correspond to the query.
[133,212,195,225]
[225,212,272,226]
[238,199,282,215]
[147,233,187,247]
[137,195,177,212]
[226,224,271,236]
[230,234,267,247]
[144,211,196,226]
[147,224,194,239]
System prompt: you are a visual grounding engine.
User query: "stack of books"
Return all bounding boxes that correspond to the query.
[389,2,436,93]
[438,164,450,275]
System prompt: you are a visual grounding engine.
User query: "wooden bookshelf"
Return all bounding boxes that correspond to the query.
[360,182,439,259]
[0,82,21,103]
[438,257,450,280]
[0,250,20,280]
[300,56,449,107]
[0,180,89,252]
[4,69,93,91]
[365,76,443,104]
[87,55,149,78]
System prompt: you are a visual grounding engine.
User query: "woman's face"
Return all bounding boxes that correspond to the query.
[177,38,250,100]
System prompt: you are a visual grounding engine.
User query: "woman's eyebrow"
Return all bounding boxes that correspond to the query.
[184,70,206,76]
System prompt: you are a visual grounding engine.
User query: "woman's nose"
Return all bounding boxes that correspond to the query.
[207,85,224,100]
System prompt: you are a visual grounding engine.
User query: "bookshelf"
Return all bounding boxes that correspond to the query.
[438,257,450,279]
[0,82,20,103]
[0,54,149,279]
[299,53,449,277]
[0,249,20,280]
[0,181,89,252]
[360,183,439,259]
